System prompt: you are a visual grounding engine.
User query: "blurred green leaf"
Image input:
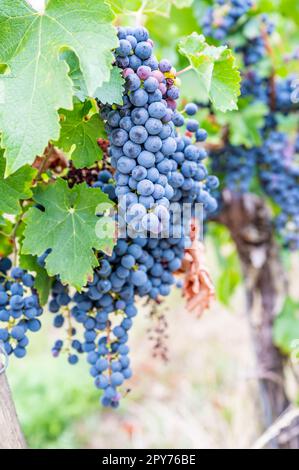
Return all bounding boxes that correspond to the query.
[8,353,100,449]
[273,297,299,355]
[276,113,299,134]
[19,254,52,306]
[243,18,262,40]
[108,0,171,16]
[63,50,125,106]
[173,0,194,8]
[0,214,13,257]
[208,223,242,306]
[216,101,269,147]
[109,0,194,16]
[217,266,242,306]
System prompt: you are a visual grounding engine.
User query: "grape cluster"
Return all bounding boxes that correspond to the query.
[258,131,299,249]
[47,26,218,407]
[210,145,257,194]
[99,28,183,235]
[0,258,43,358]
[201,0,253,41]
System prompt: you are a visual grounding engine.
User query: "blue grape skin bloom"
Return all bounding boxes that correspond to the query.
[0,259,43,358]
[49,248,139,408]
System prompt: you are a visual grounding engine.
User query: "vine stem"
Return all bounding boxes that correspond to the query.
[176,65,193,76]
[35,143,54,181]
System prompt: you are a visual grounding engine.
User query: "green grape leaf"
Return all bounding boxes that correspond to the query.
[60,50,88,102]
[179,33,241,112]
[55,100,106,168]
[62,51,125,105]
[22,179,116,289]
[243,18,262,40]
[19,254,52,306]
[95,68,125,106]
[216,265,242,306]
[0,0,118,176]
[0,215,13,257]
[0,150,37,214]
[273,297,299,355]
[216,101,268,147]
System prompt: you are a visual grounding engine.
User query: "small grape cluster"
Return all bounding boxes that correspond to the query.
[210,145,257,194]
[201,0,253,41]
[241,70,269,104]
[202,0,299,252]
[0,258,43,358]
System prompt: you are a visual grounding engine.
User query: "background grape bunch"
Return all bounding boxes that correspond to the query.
[202,0,299,249]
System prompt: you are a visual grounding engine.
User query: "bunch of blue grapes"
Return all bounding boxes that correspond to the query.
[0,258,43,358]
[201,0,299,252]
[258,131,299,249]
[99,27,183,235]
[48,26,218,408]
[210,145,257,194]
[48,254,137,408]
[201,0,253,41]
[168,106,218,211]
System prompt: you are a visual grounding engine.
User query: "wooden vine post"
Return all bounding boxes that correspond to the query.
[217,190,299,448]
[0,356,26,449]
